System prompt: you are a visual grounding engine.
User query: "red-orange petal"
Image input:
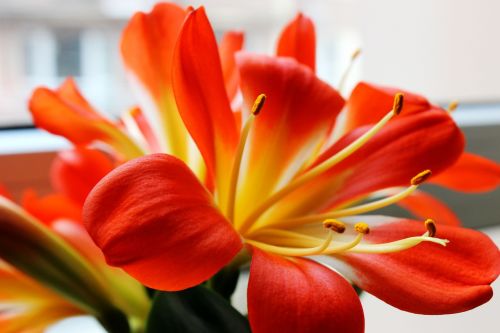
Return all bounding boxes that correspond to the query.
[248,248,364,333]
[431,152,500,192]
[344,82,432,133]
[121,3,186,101]
[172,7,239,182]
[276,13,316,71]
[397,190,461,226]
[320,109,464,208]
[343,219,500,314]
[235,53,344,220]
[29,79,142,160]
[51,148,115,206]
[267,109,464,222]
[22,190,82,227]
[219,31,244,102]
[0,183,13,200]
[83,154,242,291]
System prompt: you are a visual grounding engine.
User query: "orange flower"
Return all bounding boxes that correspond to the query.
[78,6,499,333]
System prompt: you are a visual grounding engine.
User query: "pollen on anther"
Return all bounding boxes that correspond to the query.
[447,100,459,113]
[425,219,437,237]
[393,93,404,115]
[323,219,346,233]
[411,169,432,186]
[354,222,370,235]
[351,48,362,60]
[251,94,267,115]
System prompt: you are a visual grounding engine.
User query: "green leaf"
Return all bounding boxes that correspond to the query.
[146,285,250,333]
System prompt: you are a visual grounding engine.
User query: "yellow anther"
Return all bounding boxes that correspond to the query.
[424,219,437,237]
[392,93,404,115]
[447,100,459,113]
[411,169,432,186]
[251,94,267,115]
[351,48,362,60]
[354,222,370,235]
[323,219,346,233]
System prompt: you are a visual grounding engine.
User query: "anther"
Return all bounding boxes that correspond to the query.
[411,169,432,186]
[354,222,370,235]
[323,219,346,233]
[424,219,437,237]
[351,48,362,60]
[447,100,459,113]
[392,93,404,115]
[251,94,267,115]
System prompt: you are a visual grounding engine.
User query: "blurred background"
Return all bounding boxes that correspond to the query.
[0,0,499,332]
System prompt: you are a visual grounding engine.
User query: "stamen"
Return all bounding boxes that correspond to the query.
[322,222,369,254]
[226,94,266,221]
[411,169,432,185]
[239,94,404,234]
[347,235,448,254]
[392,93,404,115]
[323,219,346,233]
[447,100,459,113]
[354,222,370,234]
[251,94,267,115]
[424,219,436,237]
[264,170,430,228]
[338,48,362,93]
[245,228,334,257]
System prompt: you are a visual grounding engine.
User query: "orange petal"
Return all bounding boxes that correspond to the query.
[83,154,242,291]
[29,79,143,160]
[344,82,432,133]
[248,248,364,333]
[172,7,239,196]
[431,152,500,192]
[344,219,500,314]
[396,189,461,226]
[276,13,316,71]
[21,190,82,227]
[235,53,344,222]
[51,148,115,205]
[219,31,244,102]
[121,3,191,159]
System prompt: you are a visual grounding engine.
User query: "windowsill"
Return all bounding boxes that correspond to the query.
[0,104,500,156]
[0,128,70,155]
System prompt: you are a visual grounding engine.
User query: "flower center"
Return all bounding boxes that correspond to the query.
[224,92,448,258]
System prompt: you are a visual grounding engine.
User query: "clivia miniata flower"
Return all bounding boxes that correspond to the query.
[28,3,494,333]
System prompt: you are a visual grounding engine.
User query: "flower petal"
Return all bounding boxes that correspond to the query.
[431,152,500,192]
[248,248,364,333]
[83,154,242,291]
[219,31,244,101]
[29,79,143,160]
[276,13,316,71]
[51,148,115,205]
[172,7,239,192]
[266,109,464,223]
[121,3,191,159]
[21,190,82,226]
[397,189,461,226]
[342,219,500,314]
[235,53,344,222]
[343,82,432,133]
